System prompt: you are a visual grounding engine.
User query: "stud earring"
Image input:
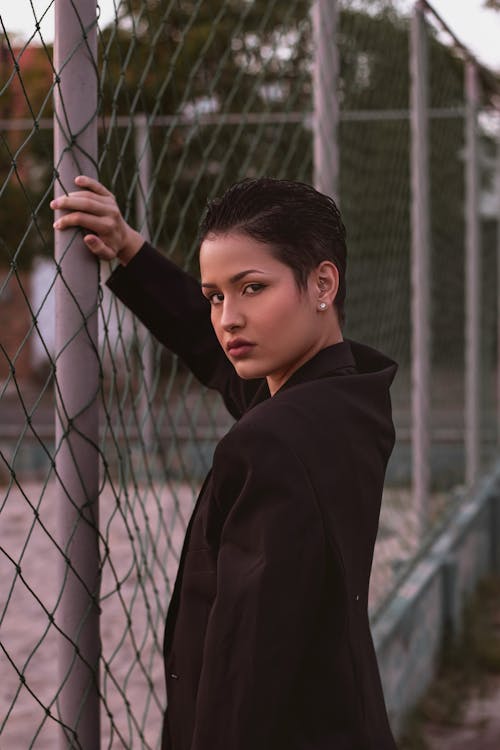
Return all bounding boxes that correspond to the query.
[318,302,327,310]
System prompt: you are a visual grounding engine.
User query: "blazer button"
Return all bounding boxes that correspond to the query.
[169,672,179,680]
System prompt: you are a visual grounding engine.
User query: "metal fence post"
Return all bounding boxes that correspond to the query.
[312,0,339,201]
[465,58,481,487]
[134,114,154,450]
[53,1,100,747]
[497,130,500,450]
[134,114,152,243]
[410,0,431,538]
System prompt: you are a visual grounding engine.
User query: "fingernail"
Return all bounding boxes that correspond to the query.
[53,221,60,229]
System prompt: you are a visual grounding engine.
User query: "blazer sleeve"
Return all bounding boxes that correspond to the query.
[106,242,262,419]
[190,422,326,750]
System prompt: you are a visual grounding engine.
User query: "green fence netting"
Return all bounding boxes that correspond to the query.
[0,0,499,747]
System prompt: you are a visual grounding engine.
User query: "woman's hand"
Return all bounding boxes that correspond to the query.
[50,175,144,265]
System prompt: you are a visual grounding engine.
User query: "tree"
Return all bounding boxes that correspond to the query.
[0,37,54,268]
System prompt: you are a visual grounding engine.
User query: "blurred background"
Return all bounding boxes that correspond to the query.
[1,1,500,747]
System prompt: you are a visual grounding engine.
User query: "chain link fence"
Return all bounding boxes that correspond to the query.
[1,0,499,747]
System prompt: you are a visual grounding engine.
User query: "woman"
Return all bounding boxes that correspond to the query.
[51,175,398,750]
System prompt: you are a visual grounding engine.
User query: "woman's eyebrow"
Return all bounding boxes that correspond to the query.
[201,269,266,288]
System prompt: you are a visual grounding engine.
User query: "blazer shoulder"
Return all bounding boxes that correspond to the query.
[219,394,306,454]
[227,381,337,447]
[216,408,298,462]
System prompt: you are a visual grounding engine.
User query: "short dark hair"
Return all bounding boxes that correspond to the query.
[199,177,347,325]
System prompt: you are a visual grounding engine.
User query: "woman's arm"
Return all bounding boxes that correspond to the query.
[51,176,261,418]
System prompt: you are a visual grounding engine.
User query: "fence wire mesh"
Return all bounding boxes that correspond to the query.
[0,0,499,747]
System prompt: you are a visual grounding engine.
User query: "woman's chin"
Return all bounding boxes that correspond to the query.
[231,360,267,380]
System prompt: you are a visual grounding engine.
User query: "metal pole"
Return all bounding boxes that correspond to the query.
[134,114,152,242]
[312,0,339,201]
[496,130,500,449]
[53,2,100,748]
[134,114,154,450]
[465,59,481,487]
[410,1,431,539]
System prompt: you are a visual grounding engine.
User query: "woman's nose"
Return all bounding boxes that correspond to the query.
[220,301,244,331]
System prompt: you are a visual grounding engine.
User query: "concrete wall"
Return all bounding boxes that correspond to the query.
[372,466,500,737]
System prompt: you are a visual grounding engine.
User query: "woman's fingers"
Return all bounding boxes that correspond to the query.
[51,174,115,214]
[53,210,120,236]
[51,177,124,245]
[83,234,117,261]
[74,175,113,196]
[51,175,144,266]
[51,193,115,216]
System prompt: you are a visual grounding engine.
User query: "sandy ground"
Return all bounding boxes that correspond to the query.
[0,478,421,749]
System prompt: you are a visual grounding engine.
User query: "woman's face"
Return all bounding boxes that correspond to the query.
[199,232,336,395]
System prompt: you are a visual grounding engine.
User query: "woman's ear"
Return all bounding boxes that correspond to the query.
[314,261,339,307]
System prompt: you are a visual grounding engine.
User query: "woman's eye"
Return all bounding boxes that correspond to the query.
[208,292,224,305]
[243,283,264,295]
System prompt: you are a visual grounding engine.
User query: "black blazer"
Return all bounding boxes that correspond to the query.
[108,243,399,750]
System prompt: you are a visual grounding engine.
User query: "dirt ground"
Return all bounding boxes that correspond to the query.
[424,677,500,750]
[400,577,500,750]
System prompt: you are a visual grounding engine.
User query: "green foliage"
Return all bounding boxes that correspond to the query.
[100,0,311,116]
[0,36,54,268]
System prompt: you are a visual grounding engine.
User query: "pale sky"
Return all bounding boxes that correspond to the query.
[399,0,500,70]
[2,0,500,71]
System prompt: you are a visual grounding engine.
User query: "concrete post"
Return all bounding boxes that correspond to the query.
[465,59,481,487]
[312,0,339,201]
[410,1,431,538]
[53,1,100,747]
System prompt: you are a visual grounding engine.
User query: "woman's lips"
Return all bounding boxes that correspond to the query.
[227,340,255,358]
